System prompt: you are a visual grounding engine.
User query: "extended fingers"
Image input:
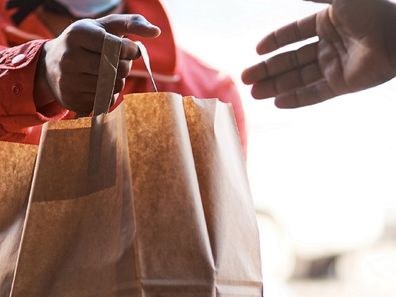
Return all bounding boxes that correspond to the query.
[251,62,323,99]
[242,42,318,84]
[275,79,335,108]
[257,13,317,54]
[64,17,158,55]
[96,14,161,38]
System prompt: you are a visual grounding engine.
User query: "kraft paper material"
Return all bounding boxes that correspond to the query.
[0,142,37,297]
[1,93,262,297]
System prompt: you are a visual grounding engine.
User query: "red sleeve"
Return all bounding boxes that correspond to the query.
[0,39,68,143]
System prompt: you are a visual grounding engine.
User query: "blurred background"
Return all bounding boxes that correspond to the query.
[162,0,396,296]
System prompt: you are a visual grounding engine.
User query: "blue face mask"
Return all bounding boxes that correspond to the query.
[55,0,122,17]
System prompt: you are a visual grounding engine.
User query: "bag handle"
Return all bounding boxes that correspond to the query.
[92,37,157,116]
[135,41,158,93]
[88,36,157,175]
[92,33,122,116]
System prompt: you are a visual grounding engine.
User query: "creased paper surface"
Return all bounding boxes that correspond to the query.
[2,92,263,297]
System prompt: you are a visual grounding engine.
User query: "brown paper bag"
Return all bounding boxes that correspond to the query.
[124,92,263,296]
[0,142,37,297]
[0,37,263,297]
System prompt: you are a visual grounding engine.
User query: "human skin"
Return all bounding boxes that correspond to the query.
[242,0,396,108]
[33,9,161,113]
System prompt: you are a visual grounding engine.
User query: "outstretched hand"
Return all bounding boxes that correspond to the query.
[242,0,396,108]
[34,14,161,113]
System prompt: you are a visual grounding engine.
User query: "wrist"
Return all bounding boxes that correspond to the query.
[33,42,56,112]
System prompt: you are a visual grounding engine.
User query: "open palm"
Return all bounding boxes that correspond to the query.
[242,0,396,108]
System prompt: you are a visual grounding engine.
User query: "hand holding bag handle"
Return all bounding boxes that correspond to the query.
[88,33,121,174]
[88,36,157,174]
[93,36,158,116]
[92,33,122,116]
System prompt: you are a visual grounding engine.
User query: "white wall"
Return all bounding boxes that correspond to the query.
[162,0,395,262]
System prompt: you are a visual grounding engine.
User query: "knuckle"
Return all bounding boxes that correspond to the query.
[121,40,139,60]
[62,30,77,47]
[121,38,134,50]
[64,19,105,46]
[64,21,87,40]
[130,14,146,23]
[260,61,270,77]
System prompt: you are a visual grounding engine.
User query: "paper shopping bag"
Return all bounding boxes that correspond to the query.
[5,34,138,297]
[123,92,263,296]
[0,142,37,297]
[8,103,136,297]
[1,37,263,297]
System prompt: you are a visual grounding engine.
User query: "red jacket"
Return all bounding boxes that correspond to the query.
[0,0,246,154]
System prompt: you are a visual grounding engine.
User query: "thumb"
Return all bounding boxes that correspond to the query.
[96,14,161,38]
